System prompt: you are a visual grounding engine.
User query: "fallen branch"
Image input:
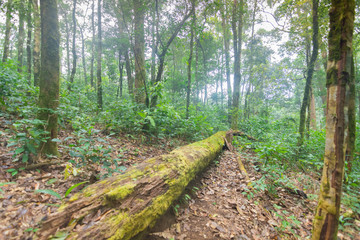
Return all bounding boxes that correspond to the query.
[37,131,230,240]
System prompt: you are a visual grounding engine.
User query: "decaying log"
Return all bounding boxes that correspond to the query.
[232,130,257,141]
[37,131,229,240]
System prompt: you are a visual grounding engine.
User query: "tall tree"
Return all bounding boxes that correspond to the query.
[26,0,32,80]
[133,0,146,105]
[186,0,196,119]
[32,0,41,86]
[297,0,319,146]
[312,0,355,238]
[90,0,95,88]
[38,0,60,156]
[79,23,87,85]
[150,5,193,107]
[220,2,232,118]
[17,2,26,72]
[231,0,243,130]
[2,0,13,63]
[69,0,78,90]
[97,0,103,109]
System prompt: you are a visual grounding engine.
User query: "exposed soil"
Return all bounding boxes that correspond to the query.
[0,114,359,240]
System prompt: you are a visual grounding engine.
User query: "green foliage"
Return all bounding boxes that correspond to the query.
[35,181,88,200]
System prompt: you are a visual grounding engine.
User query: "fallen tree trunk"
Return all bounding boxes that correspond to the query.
[37,131,229,240]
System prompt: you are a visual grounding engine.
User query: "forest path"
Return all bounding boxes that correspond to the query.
[147,149,317,240]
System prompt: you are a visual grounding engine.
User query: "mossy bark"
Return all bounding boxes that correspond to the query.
[37,0,60,157]
[37,131,229,240]
[311,0,355,239]
[69,0,77,91]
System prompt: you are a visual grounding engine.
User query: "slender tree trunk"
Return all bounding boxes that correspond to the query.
[38,0,60,156]
[97,0,103,110]
[69,0,77,91]
[26,0,32,82]
[151,8,193,107]
[133,0,146,105]
[231,0,243,130]
[298,0,319,146]
[221,3,232,115]
[17,5,26,72]
[310,89,317,130]
[90,0,95,88]
[195,40,199,104]
[124,50,133,96]
[117,50,124,98]
[32,0,41,86]
[150,1,157,85]
[312,0,355,238]
[79,24,87,85]
[65,11,71,81]
[199,43,208,105]
[186,1,195,119]
[2,0,13,63]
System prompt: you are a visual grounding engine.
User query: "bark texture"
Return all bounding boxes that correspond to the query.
[38,0,60,156]
[69,0,77,90]
[2,0,13,63]
[37,131,229,240]
[33,0,41,86]
[17,4,26,72]
[133,0,146,105]
[186,1,195,119]
[311,0,355,238]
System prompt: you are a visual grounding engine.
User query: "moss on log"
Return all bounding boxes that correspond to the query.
[37,131,229,240]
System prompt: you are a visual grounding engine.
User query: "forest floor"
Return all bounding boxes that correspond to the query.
[0,114,359,240]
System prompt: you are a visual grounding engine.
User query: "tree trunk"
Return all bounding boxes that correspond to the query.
[346,56,356,175]
[117,50,124,98]
[38,0,60,156]
[311,0,355,238]
[125,50,133,96]
[221,3,231,118]
[186,1,195,119]
[32,0,41,86]
[310,89,317,130]
[298,0,319,146]
[37,131,230,240]
[2,0,13,63]
[150,8,193,107]
[26,0,32,82]
[90,0,95,88]
[69,0,77,91]
[79,24,87,85]
[65,11,71,81]
[133,0,146,105]
[17,5,26,72]
[231,0,243,130]
[97,0,103,110]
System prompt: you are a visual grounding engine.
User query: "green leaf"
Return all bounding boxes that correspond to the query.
[35,189,62,199]
[15,147,25,155]
[50,231,69,240]
[47,178,57,185]
[64,181,88,198]
[147,116,156,127]
[51,138,62,143]
[22,153,29,163]
[137,111,146,118]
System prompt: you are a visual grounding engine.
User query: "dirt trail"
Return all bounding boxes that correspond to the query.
[148,150,318,240]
